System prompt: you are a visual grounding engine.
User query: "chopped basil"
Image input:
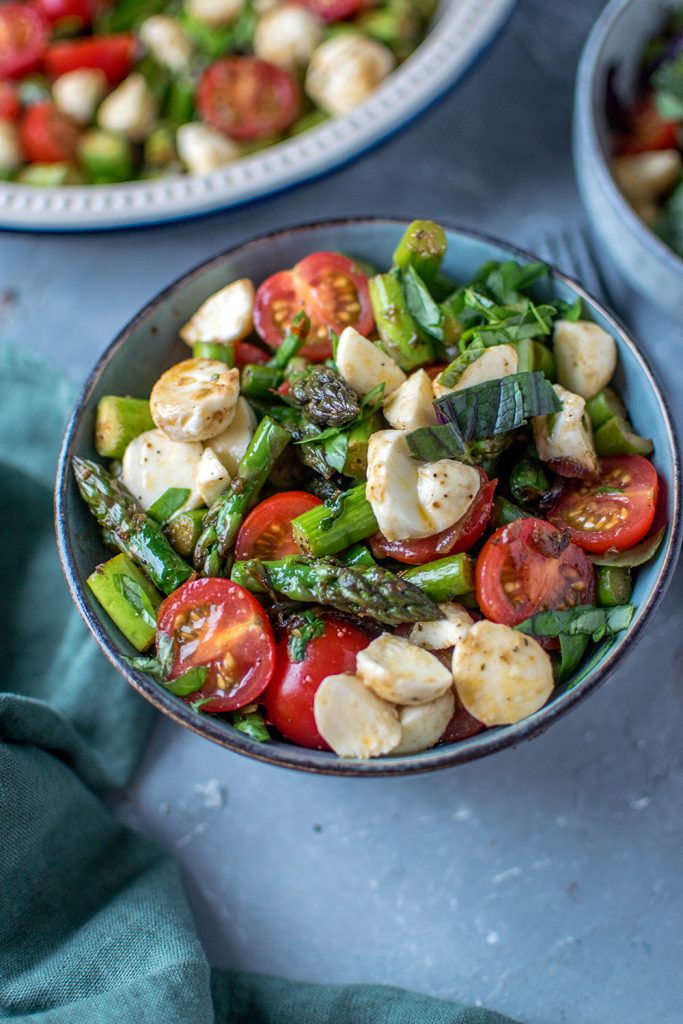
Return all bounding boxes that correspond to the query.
[556,634,589,683]
[590,527,666,568]
[433,371,562,440]
[400,265,444,340]
[406,421,466,462]
[231,708,270,742]
[515,604,634,641]
[113,574,158,630]
[287,610,326,662]
[560,637,616,693]
[123,632,203,696]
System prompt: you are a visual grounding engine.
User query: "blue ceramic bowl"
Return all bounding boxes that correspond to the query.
[574,0,683,324]
[55,218,682,776]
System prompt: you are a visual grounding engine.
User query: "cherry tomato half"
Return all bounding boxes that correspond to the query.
[298,0,367,22]
[264,617,371,749]
[35,0,92,28]
[475,517,596,627]
[197,56,299,142]
[44,34,136,86]
[440,695,486,744]
[235,491,322,560]
[234,340,271,368]
[19,100,79,163]
[370,474,497,565]
[157,578,276,713]
[0,81,21,120]
[615,95,679,156]
[548,455,658,555]
[254,252,374,362]
[0,4,48,79]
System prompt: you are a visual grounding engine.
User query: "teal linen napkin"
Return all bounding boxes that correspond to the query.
[0,346,520,1024]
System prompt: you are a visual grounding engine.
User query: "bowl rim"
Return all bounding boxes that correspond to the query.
[55,215,683,777]
[574,0,683,275]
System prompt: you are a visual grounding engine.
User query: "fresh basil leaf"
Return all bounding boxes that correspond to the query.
[189,694,213,713]
[401,265,444,340]
[559,637,616,693]
[557,296,583,322]
[122,653,166,682]
[556,633,589,683]
[406,421,466,461]
[231,708,270,742]
[147,487,191,523]
[470,259,549,305]
[156,631,175,676]
[113,574,158,630]
[514,604,635,638]
[435,371,562,440]
[589,526,666,567]
[287,609,326,662]
[360,382,385,411]
[435,342,485,389]
[164,666,207,697]
[324,431,349,473]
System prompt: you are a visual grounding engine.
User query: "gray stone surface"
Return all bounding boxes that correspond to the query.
[3,1,683,1021]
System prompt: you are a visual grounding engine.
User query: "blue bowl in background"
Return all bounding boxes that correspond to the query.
[55,218,682,775]
[574,0,683,324]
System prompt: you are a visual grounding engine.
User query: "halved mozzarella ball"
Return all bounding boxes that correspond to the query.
[0,122,22,173]
[184,0,244,25]
[433,344,519,398]
[176,122,240,175]
[150,359,240,442]
[383,369,438,431]
[196,446,231,506]
[180,279,254,347]
[253,4,323,68]
[97,73,157,142]
[553,320,617,400]
[306,33,395,116]
[408,602,474,651]
[313,673,400,758]
[366,430,430,540]
[139,15,193,72]
[393,691,455,754]
[122,429,203,511]
[452,621,554,726]
[532,383,598,477]
[52,68,107,125]
[205,397,256,475]
[357,634,452,706]
[415,459,481,535]
[613,150,682,203]
[336,326,406,398]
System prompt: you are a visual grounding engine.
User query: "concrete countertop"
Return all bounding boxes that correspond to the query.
[3,1,682,1021]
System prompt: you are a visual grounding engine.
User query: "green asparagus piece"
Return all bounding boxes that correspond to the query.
[343,414,382,478]
[593,415,653,457]
[147,487,191,524]
[512,337,535,373]
[340,543,376,567]
[369,272,434,370]
[292,484,378,557]
[585,387,626,430]
[509,458,550,506]
[533,341,557,381]
[392,219,447,286]
[291,365,360,427]
[358,0,422,59]
[79,130,134,184]
[95,396,155,459]
[267,313,310,370]
[73,458,193,594]
[241,363,284,399]
[164,508,207,558]
[596,565,633,607]
[192,341,235,365]
[194,417,291,576]
[230,556,442,625]
[491,496,532,528]
[401,554,474,603]
[87,552,161,652]
[164,75,195,125]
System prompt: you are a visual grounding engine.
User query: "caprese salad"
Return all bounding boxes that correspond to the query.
[608,7,683,257]
[0,0,432,185]
[73,221,664,758]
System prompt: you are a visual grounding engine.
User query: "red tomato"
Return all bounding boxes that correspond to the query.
[615,95,679,155]
[35,0,92,27]
[235,491,322,560]
[157,578,276,713]
[0,81,20,120]
[424,363,448,381]
[264,617,371,749]
[44,34,136,86]
[370,474,496,565]
[475,517,595,627]
[19,101,79,162]
[548,455,658,555]
[254,252,374,362]
[0,4,47,79]
[440,696,486,744]
[298,0,366,20]
[234,340,270,368]
[197,56,299,142]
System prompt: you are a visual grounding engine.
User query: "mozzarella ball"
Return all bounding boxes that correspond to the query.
[433,344,519,398]
[196,446,232,506]
[336,326,406,398]
[306,33,395,116]
[553,319,617,400]
[452,621,554,726]
[532,383,598,477]
[176,122,241,175]
[52,68,108,125]
[408,603,474,651]
[415,459,481,535]
[139,15,193,72]
[150,359,240,442]
[180,278,254,346]
[205,396,257,475]
[97,74,157,142]
[314,673,400,758]
[184,0,245,25]
[393,691,455,754]
[383,369,438,431]
[122,429,203,511]
[357,634,453,706]
[254,4,323,68]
